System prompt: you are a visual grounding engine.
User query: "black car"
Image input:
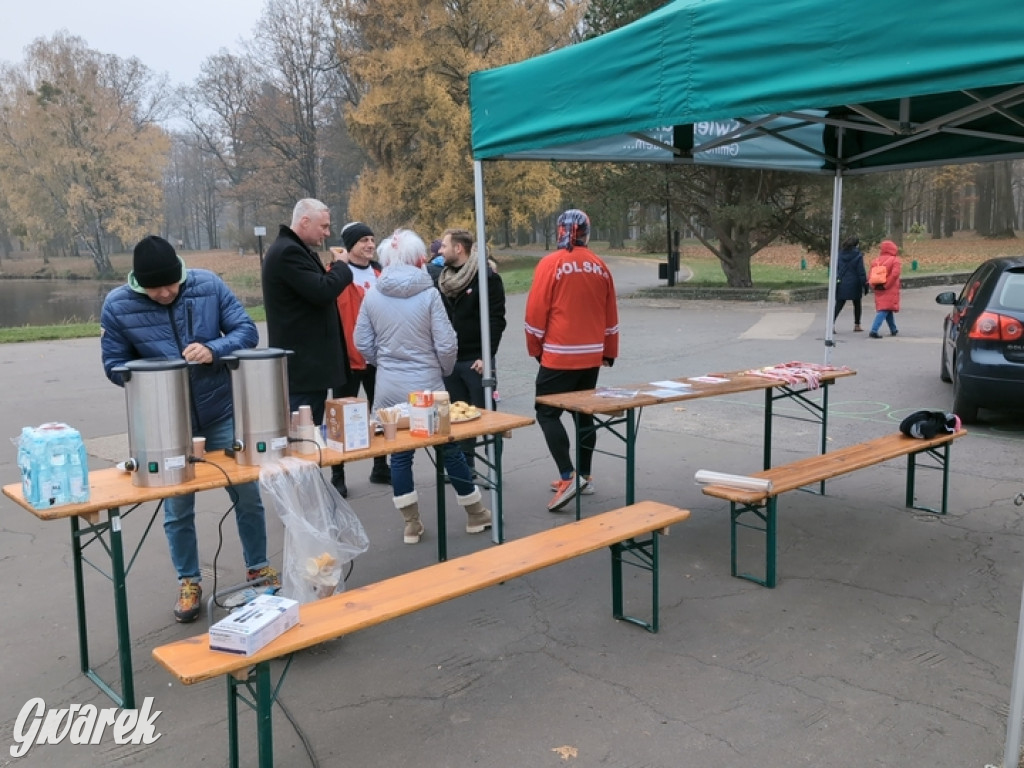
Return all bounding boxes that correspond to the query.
[935,256,1024,423]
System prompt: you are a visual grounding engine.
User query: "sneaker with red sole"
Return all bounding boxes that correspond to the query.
[548,475,590,512]
[550,477,595,495]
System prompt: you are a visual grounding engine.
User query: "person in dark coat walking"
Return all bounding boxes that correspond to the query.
[262,198,354,494]
[833,237,869,331]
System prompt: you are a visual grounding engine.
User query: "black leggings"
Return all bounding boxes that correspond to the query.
[833,297,863,325]
[534,366,601,477]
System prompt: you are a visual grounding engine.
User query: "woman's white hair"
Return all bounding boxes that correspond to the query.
[378,228,426,268]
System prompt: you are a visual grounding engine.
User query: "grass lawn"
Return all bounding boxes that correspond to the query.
[0,232,1018,343]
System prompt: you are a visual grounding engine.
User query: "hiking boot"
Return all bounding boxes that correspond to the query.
[548,474,589,512]
[173,578,202,623]
[550,476,595,495]
[246,565,281,588]
[369,461,391,484]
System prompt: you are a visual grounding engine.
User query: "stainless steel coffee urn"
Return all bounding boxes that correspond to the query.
[113,359,195,488]
[224,348,291,466]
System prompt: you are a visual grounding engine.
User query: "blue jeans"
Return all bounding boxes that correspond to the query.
[443,359,495,466]
[163,416,268,581]
[390,446,476,498]
[870,310,899,335]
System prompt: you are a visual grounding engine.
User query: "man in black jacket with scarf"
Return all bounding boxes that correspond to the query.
[436,228,506,467]
[262,198,354,495]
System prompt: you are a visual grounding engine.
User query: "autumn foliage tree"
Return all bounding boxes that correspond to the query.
[0,33,169,276]
[331,0,581,238]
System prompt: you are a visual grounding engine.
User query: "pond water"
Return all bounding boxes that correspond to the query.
[0,279,263,328]
[0,280,119,328]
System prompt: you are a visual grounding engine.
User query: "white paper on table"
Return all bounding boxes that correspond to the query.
[643,388,691,398]
[594,387,641,398]
[689,375,730,384]
[649,380,692,390]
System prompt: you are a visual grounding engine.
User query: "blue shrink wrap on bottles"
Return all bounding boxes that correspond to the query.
[16,423,90,509]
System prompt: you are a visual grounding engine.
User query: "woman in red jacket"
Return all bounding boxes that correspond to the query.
[868,240,902,338]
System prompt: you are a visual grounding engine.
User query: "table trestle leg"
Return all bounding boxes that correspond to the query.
[71,509,136,708]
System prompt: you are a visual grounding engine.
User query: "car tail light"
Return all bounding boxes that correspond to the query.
[969,311,1024,341]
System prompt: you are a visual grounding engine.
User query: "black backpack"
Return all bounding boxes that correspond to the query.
[899,410,961,439]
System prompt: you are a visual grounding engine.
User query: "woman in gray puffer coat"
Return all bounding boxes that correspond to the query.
[354,229,492,545]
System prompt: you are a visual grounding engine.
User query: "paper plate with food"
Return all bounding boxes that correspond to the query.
[450,401,483,423]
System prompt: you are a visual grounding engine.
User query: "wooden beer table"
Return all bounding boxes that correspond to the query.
[2,409,533,708]
[535,363,855,518]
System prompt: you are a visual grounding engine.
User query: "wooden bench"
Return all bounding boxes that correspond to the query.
[701,430,966,588]
[152,500,690,768]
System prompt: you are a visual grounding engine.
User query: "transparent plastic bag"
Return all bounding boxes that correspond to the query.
[259,457,369,604]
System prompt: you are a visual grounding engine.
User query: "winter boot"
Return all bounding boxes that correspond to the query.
[458,488,492,534]
[369,457,391,484]
[394,491,424,544]
[331,464,348,498]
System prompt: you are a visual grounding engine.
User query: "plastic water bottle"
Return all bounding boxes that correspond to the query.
[18,423,90,508]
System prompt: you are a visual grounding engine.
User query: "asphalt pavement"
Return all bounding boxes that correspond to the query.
[2,256,1024,768]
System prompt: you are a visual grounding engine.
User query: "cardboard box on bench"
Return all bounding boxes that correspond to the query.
[209,594,300,656]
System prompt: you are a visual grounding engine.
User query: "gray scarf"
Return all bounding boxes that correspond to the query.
[438,257,479,299]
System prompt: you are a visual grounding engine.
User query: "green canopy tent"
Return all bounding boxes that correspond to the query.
[466,0,1024,757]
[466,0,1024,365]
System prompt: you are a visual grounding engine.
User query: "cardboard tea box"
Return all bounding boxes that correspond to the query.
[324,397,370,452]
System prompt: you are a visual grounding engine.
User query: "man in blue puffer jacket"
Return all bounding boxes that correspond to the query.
[101,235,277,623]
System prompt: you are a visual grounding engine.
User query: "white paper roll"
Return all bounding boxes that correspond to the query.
[694,470,773,493]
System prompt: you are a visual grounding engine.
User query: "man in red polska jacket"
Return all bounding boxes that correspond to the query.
[524,209,619,512]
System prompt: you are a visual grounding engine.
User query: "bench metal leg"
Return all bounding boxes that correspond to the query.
[226,656,294,768]
[906,443,952,515]
[730,499,778,589]
[610,531,662,632]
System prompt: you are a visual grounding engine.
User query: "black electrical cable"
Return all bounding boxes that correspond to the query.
[188,456,242,611]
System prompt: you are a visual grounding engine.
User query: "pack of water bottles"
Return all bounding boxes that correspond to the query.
[15,422,90,509]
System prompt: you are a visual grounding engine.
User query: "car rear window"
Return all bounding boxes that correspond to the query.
[997,273,1024,310]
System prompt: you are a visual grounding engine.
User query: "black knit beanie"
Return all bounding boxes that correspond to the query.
[341,222,374,251]
[133,236,182,288]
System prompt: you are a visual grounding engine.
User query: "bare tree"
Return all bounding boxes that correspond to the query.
[975,161,1017,238]
[245,0,344,203]
[181,52,260,242]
